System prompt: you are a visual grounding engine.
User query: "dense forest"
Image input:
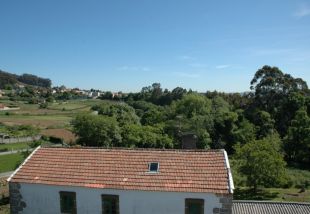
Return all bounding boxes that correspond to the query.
[0,70,51,88]
[72,65,310,191]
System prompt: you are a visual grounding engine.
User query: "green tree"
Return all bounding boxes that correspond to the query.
[252,110,275,139]
[121,124,173,148]
[211,96,238,152]
[284,107,310,166]
[234,134,287,192]
[173,93,212,118]
[92,102,140,126]
[72,114,122,147]
[232,110,256,145]
[250,65,309,136]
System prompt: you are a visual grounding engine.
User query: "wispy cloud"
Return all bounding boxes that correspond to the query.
[117,66,150,71]
[173,72,200,78]
[293,4,310,18]
[215,64,231,69]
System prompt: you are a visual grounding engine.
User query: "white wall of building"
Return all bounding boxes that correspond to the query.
[19,183,223,214]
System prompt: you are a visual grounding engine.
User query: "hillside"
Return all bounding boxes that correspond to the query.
[0,69,51,89]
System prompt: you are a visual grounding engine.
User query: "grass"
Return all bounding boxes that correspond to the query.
[234,187,310,202]
[268,188,310,202]
[0,99,105,128]
[0,153,24,173]
[48,101,90,111]
[231,159,310,202]
[0,114,72,128]
[287,168,310,188]
[0,142,31,152]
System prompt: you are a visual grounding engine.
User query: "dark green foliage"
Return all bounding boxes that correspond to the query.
[0,70,51,89]
[39,102,48,109]
[17,73,51,88]
[250,65,309,137]
[49,136,64,144]
[284,107,310,166]
[232,110,256,146]
[0,70,18,88]
[252,110,275,138]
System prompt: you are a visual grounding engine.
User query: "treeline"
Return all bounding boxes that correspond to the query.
[0,70,51,89]
[73,65,309,166]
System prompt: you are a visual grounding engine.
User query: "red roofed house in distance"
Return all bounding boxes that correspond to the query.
[8,147,234,214]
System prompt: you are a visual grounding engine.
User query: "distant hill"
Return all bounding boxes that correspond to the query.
[0,69,52,89]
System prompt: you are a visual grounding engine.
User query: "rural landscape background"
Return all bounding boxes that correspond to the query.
[1,0,310,213]
[0,65,310,212]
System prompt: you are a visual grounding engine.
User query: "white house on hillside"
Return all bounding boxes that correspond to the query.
[8,147,234,214]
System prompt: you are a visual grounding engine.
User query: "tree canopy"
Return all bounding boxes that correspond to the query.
[71,65,310,171]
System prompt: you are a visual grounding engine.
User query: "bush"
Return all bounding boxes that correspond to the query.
[39,102,48,109]
[287,168,310,189]
[0,148,8,152]
[49,136,63,144]
[29,140,43,148]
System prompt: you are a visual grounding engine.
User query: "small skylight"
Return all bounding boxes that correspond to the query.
[148,162,159,173]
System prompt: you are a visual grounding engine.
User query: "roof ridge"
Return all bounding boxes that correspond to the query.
[233,200,310,205]
[41,146,224,152]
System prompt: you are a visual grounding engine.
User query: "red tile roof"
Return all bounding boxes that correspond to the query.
[9,147,232,194]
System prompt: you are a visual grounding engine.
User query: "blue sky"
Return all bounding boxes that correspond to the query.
[0,0,309,92]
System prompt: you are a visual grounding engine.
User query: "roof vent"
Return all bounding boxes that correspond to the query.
[148,162,159,173]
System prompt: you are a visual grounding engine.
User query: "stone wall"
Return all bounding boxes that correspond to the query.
[9,182,26,214]
[0,135,41,144]
[213,194,233,214]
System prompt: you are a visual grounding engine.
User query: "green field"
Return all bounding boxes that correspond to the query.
[0,142,31,152]
[0,114,72,128]
[0,153,24,173]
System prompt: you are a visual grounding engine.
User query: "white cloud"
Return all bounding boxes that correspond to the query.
[293,4,310,18]
[117,66,150,71]
[173,72,200,78]
[215,64,231,69]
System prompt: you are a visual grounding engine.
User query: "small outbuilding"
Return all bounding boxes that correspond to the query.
[8,147,234,214]
[233,200,310,214]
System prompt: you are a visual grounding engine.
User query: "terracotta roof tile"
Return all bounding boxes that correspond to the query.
[10,147,231,194]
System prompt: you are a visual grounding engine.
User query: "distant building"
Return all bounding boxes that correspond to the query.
[88,91,100,98]
[0,103,6,109]
[8,147,234,214]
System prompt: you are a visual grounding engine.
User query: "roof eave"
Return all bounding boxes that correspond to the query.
[223,150,234,194]
[7,146,41,182]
